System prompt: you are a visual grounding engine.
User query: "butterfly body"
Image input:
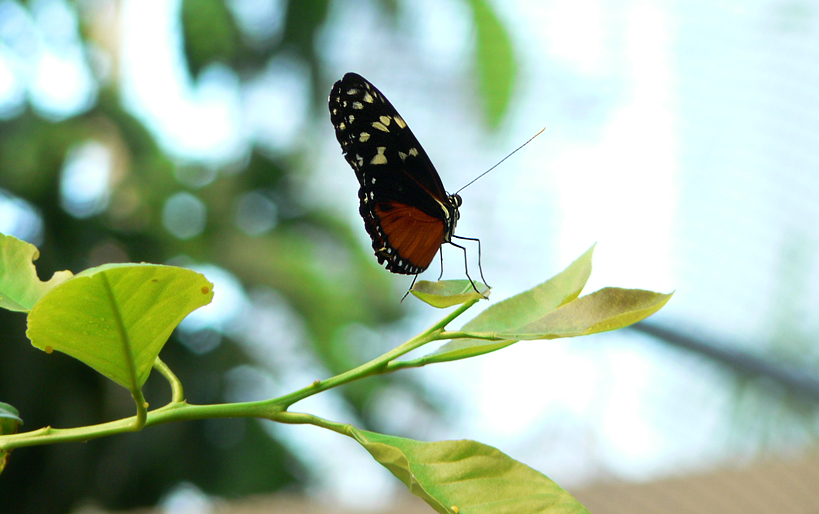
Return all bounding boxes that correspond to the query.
[329,73,464,275]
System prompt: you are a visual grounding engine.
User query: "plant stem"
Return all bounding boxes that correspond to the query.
[0,299,479,451]
[273,411,351,436]
[438,330,505,341]
[269,298,480,409]
[0,400,283,451]
[154,357,184,403]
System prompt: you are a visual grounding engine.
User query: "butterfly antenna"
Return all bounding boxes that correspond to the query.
[454,127,546,195]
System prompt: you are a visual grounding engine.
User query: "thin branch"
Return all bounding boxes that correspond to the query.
[632,322,819,401]
[154,357,184,403]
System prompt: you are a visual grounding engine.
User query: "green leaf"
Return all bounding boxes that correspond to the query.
[351,428,590,514]
[0,402,21,476]
[26,264,213,391]
[463,245,595,333]
[0,233,73,312]
[410,280,489,308]
[499,287,674,340]
[425,245,596,363]
[0,402,22,426]
[468,0,516,128]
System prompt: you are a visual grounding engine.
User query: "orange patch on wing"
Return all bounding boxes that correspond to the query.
[374,202,446,270]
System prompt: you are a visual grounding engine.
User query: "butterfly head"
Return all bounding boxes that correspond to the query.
[443,193,462,242]
[450,193,463,209]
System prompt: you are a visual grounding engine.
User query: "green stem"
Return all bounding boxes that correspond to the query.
[0,400,285,451]
[273,411,351,436]
[131,389,148,430]
[154,357,184,403]
[270,298,480,409]
[438,330,505,341]
[385,332,510,371]
[0,299,479,452]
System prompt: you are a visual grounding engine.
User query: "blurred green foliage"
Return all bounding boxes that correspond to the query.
[181,0,241,76]
[0,0,516,512]
[469,0,517,128]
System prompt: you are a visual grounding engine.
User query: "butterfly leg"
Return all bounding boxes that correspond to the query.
[451,234,490,288]
[437,248,445,281]
[449,236,489,300]
[401,274,420,302]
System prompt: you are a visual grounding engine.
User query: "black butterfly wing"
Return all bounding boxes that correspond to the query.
[329,73,456,274]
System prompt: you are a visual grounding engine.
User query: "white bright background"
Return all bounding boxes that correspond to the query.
[2,0,819,511]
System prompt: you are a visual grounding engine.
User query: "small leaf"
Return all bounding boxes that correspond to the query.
[0,402,22,430]
[468,0,516,128]
[500,287,674,340]
[351,428,590,514]
[26,264,213,391]
[410,280,489,308]
[0,402,21,476]
[0,233,73,312]
[425,245,595,362]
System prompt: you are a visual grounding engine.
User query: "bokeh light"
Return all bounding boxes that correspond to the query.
[1,1,819,512]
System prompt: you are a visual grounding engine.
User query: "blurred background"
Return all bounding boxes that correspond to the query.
[1,0,818,512]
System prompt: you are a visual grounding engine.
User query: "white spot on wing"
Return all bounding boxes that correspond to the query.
[379,115,391,126]
[372,121,389,132]
[363,92,375,103]
[398,151,407,161]
[394,115,407,129]
[409,148,419,156]
[359,132,370,142]
[371,147,388,165]
[352,101,363,110]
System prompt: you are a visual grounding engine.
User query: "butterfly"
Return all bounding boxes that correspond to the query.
[329,72,487,294]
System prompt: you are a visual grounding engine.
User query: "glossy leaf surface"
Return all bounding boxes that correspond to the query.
[0,233,73,312]
[351,427,590,514]
[411,280,490,308]
[26,264,213,391]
